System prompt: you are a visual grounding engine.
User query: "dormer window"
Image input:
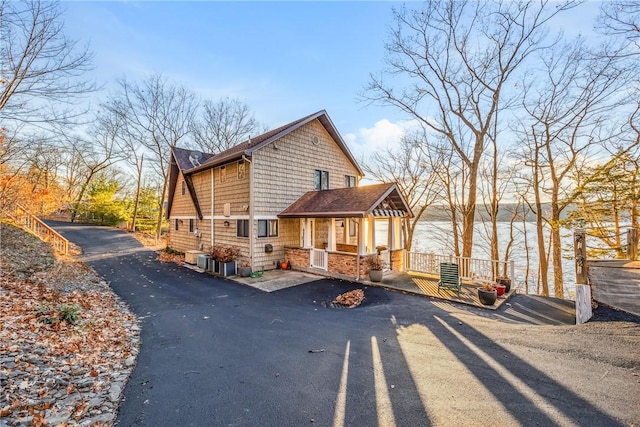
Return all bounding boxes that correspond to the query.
[314,170,329,190]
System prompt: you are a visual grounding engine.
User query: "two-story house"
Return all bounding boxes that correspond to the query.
[166,110,412,281]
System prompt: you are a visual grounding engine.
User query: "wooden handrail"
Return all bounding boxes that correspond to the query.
[6,204,69,255]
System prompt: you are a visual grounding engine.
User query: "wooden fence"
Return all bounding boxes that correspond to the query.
[3,204,69,255]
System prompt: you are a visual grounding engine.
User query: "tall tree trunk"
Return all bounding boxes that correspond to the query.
[462,173,477,260]
[533,157,550,296]
[155,179,168,240]
[130,154,144,232]
[550,218,564,298]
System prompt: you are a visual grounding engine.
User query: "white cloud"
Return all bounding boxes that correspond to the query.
[345,118,418,161]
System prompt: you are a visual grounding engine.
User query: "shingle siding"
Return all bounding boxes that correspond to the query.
[168,170,198,252]
[252,120,360,214]
[167,116,365,271]
[250,120,359,269]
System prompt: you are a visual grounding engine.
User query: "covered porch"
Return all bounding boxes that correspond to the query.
[279,183,412,281]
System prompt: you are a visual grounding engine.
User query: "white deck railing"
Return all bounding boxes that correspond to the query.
[310,248,328,270]
[406,252,514,283]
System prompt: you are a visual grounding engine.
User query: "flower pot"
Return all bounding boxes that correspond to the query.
[219,261,236,276]
[238,266,252,277]
[495,284,506,297]
[369,269,383,282]
[478,288,497,305]
[497,277,511,293]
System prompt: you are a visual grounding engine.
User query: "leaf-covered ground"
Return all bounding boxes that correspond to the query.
[0,222,140,426]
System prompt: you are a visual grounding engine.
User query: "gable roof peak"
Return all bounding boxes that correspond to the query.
[185,110,362,176]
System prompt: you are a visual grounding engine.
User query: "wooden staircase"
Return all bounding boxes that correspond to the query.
[3,204,69,255]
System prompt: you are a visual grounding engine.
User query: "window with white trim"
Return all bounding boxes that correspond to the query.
[258,219,278,238]
[345,175,356,187]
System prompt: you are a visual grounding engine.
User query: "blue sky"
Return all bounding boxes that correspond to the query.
[61,1,601,159]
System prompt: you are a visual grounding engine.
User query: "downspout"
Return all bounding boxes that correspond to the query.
[210,168,214,249]
[243,154,254,266]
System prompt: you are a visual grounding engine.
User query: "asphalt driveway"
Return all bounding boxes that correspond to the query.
[51,222,640,427]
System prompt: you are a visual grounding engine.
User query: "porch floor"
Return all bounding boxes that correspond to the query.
[233,268,514,310]
[362,270,515,310]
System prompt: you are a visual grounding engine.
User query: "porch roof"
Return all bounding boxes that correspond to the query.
[278,183,413,219]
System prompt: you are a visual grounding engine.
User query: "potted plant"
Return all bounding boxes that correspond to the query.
[215,245,241,276]
[237,259,252,277]
[477,282,497,306]
[497,275,511,293]
[365,254,383,282]
[209,245,222,273]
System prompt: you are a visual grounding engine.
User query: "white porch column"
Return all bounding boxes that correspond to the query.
[367,215,375,254]
[393,218,402,249]
[357,219,367,255]
[388,218,395,250]
[328,218,336,252]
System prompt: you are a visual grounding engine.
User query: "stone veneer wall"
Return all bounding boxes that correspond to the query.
[390,249,404,271]
[327,252,358,276]
[285,247,407,280]
[284,247,310,269]
[285,247,369,280]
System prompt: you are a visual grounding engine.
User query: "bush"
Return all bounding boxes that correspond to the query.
[163,246,184,255]
[36,303,81,325]
[210,245,241,263]
[58,304,81,324]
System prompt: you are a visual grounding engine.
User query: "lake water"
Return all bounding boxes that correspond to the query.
[375,220,578,299]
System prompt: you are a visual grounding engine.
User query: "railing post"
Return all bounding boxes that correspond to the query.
[627,228,638,261]
[574,229,588,285]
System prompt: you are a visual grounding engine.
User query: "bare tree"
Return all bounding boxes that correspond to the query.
[102,74,198,238]
[98,107,147,232]
[0,0,95,126]
[64,118,123,222]
[515,38,632,298]
[430,135,467,257]
[364,0,576,259]
[192,98,259,153]
[0,132,60,212]
[362,133,440,250]
[597,0,640,47]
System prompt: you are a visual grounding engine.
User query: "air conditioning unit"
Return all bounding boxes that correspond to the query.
[197,254,210,270]
[185,250,205,265]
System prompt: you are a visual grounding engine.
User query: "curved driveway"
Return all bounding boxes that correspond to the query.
[51,223,640,426]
